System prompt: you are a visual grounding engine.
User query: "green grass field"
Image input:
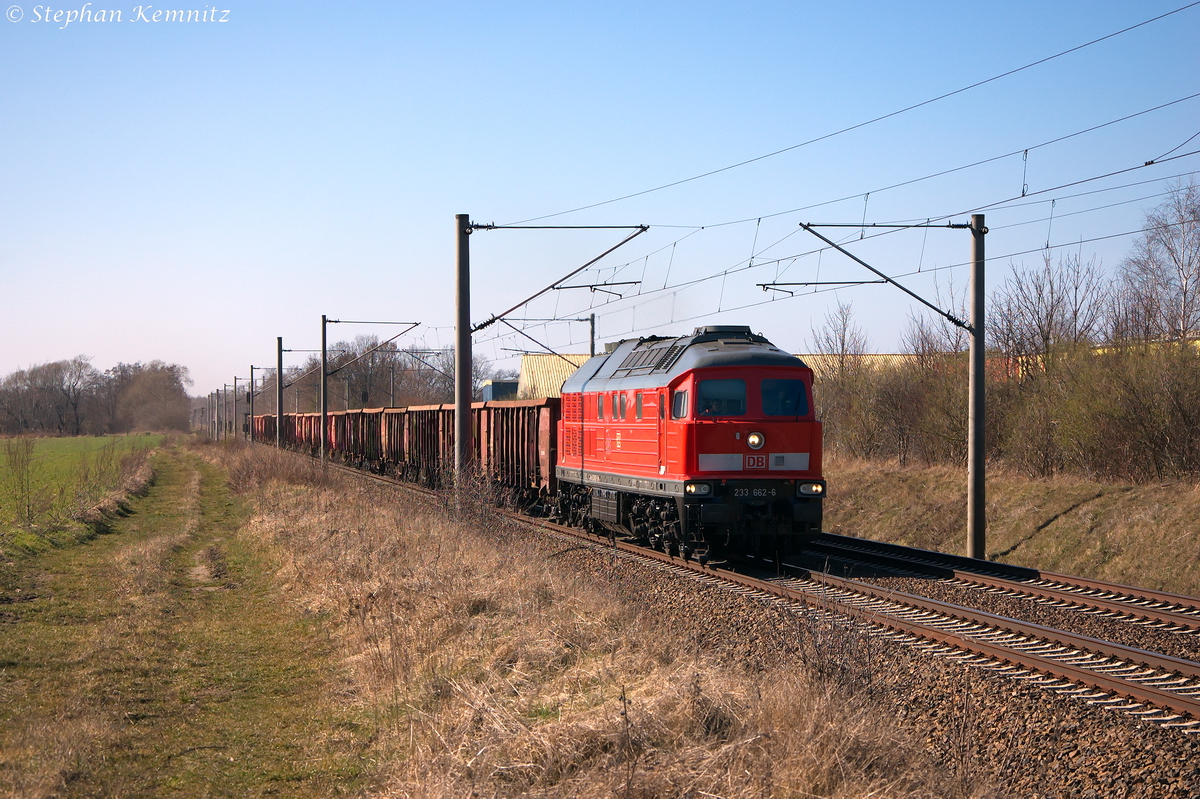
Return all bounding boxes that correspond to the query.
[0,435,163,551]
[0,446,375,796]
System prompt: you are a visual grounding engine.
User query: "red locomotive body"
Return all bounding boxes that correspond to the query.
[554,326,823,560]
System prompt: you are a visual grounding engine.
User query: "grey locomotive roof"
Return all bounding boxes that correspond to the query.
[560,326,809,394]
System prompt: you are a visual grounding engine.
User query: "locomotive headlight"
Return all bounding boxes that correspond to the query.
[797,482,825,496]
[685,482,712,496]
[746,432,765,450]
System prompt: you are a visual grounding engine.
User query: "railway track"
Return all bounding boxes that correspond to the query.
[518,518,1200,731]
[769,568,1200,727]
[316,455,1200,731]
[805,533,1200,634]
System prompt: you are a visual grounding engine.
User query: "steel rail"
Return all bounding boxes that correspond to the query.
[508,514,1200,721]
[814,533,1200,611]
[778,568,1200,676]
[805,537,1200,632]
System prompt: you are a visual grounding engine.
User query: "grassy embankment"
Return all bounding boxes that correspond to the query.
[0,443,374,797]
[6,437,1196,796]
[0,435,163,554]
[4,439,962,797]
[823,455,1200,596]
[207,443,964,797]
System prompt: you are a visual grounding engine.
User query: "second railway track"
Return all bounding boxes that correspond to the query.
[806,533,1200,634]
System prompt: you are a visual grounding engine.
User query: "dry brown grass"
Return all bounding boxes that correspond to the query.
[824,453,1200,595]
[208,444,965,798]
[72,443,156,526]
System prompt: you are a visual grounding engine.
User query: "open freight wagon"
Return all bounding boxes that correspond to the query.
[253,398,561,507]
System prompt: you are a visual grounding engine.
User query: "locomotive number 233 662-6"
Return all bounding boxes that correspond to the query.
[732,487,777,497]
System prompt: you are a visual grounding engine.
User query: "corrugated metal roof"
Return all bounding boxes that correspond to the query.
[518,353,591,398]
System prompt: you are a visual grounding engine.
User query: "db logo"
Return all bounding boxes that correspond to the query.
[745,454,767,469]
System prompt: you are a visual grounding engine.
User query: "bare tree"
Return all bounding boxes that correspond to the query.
[0,358,190,435]
[902,276,970,363]
[809,300,869,377]
[1115,180,1200,341]
[993,251,1108,367]
[114,362,192,431]
[57,356,100,435]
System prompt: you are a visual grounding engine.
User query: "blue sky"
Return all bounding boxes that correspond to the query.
[2,1,1197,393]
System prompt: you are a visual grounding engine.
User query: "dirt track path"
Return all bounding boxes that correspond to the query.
[0,447,374,797]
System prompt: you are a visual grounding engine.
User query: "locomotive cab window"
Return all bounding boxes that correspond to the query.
[696,379,746,416]
[762,379,809,416]
[671,390,688,420]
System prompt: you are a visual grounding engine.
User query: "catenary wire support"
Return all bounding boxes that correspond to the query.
[470,224,648,333]
[458,220,645,483]
[276,337,283,449]
[455,215,472,480]
[324,320,421,377]
[320,316,327,463]
[498,319,583,368]
[552,280,641,298]
[248,365,255,442]
[503,315,597,355]
[799,218,988,559]
[799,223,971,330]
[757,280,887,297]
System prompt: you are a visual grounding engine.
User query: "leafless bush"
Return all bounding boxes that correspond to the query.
[3,437,51,528]
[812,194,1200,481]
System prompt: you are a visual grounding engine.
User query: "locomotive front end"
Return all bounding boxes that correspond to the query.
[555,325,826,563]
[674,367,824,559]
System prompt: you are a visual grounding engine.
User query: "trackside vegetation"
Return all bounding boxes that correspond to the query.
[0,435,162,555]
[823,454,1200,596]
[812,180,1200,483]
[3,440,968,797]
[0,446,375,797]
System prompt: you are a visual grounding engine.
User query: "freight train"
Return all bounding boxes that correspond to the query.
[253,325,824,561]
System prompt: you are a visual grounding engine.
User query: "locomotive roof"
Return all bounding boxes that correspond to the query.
[560,326,809,393]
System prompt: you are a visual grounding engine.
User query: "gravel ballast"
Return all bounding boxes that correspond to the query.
[499,518,1200,798]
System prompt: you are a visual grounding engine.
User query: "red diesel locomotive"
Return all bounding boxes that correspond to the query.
[253,325,824,560]
[552,325,824,560]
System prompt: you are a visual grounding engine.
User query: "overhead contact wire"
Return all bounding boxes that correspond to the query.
[504,2,1200,225]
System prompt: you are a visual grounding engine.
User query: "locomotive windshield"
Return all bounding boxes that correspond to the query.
[696,379,746,416]
[762,379,808,416]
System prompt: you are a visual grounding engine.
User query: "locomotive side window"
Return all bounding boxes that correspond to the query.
[762,379,809,416]
[619,392,627,420]
[597,394,604,420]
[671,390,688,420]
[635,393,643,420]
[696,379,746,416]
